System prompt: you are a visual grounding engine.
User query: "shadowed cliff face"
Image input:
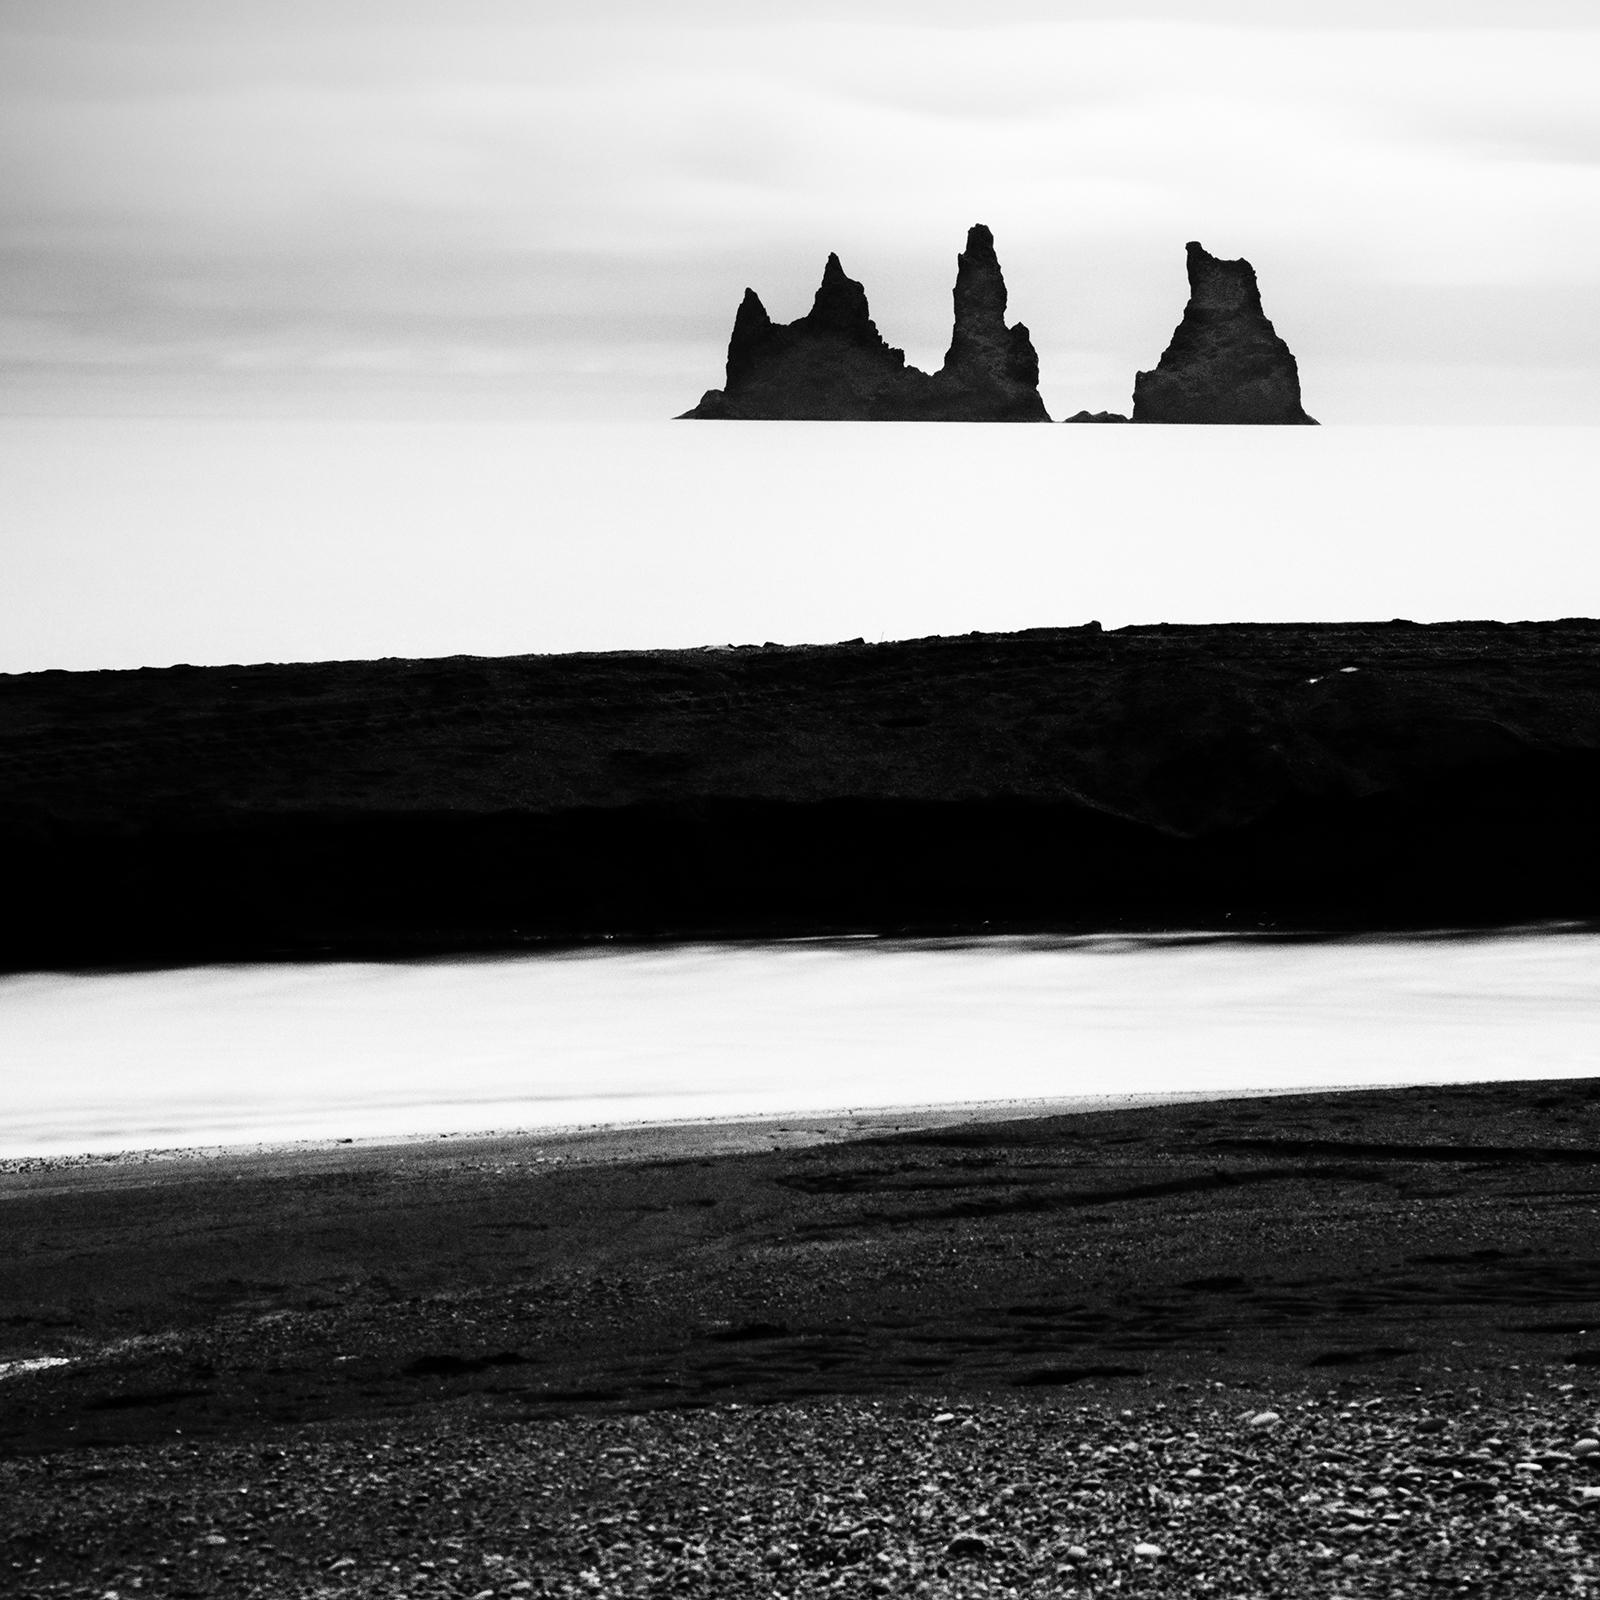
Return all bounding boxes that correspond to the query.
[1132,242,1317,425]
[680,225,1050,422]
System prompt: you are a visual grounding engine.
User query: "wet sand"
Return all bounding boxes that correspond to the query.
[5,1076,1599,1448]
[4,1077,1600,1595]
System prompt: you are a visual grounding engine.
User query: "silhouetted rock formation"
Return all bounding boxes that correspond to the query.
[680,225,1050,422]
[1063,410,1129,423]
[1132,242,1317,425]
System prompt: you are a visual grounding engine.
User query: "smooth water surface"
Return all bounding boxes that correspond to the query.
[2,927,1595,1156]
[1,421,1594,674]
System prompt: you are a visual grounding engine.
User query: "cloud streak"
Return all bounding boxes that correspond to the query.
[2,5,1597,419]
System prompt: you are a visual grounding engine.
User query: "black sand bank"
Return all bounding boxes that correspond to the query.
[3,619,1599,968]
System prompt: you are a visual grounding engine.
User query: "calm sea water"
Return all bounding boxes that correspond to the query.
[1,421,1595,673]
[2,928,1595,1157]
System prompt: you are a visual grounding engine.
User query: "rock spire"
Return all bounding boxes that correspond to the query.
[679,225,1050,422]
[1131,242,1317,425]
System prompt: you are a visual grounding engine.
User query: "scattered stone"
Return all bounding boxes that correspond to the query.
[8,1390,1600,1597]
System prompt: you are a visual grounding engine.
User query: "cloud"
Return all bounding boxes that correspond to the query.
[1,7,1597,419]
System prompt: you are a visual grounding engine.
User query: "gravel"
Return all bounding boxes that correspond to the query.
[6,1381,1600,1598]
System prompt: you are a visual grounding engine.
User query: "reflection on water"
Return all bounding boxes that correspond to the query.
[1,925,1595,1156]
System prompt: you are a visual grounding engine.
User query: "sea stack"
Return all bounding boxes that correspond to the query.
[679,225,1050,421]
[1132,242,1317,424]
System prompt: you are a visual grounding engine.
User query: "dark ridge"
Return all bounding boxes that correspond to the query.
[2,619,1599,968]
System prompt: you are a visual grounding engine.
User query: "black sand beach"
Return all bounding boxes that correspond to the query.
[6,619,1600,1591]
[5,1077,1600,1595]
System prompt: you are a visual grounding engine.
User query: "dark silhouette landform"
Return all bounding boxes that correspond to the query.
[1131,241,1317,425]
[682,231,1316,424]
[2,620,1597,969]
[679,224,1049,421]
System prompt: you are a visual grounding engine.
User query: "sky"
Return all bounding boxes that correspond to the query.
[4,0,1600,424]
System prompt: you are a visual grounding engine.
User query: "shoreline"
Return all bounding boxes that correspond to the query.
[5,1073,1600,1595]
[9,916,1597,1173]
[0,1083,1387,1178]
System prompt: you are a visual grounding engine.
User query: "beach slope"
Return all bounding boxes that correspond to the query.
[3,1078,1599,1594]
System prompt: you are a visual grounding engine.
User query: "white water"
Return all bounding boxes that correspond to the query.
[2,927,1595,1157]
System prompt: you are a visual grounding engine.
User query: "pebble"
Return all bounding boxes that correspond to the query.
[10,1390,1600,1598]
[945,1534,990,1558]
[1248,1411,1281,1428]
[1574,1438,1599,1458]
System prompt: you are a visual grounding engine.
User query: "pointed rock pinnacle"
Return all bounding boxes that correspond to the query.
[1131,241,1316,424]
[678,226,1049,421]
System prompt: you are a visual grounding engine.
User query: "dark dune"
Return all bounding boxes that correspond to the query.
[2,619,1599,969]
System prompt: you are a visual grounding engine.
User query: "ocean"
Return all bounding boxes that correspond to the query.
[2,927,1596,1157]
[1,420,1594,674]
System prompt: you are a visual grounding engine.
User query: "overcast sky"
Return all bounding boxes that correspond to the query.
[3,0,1599,423]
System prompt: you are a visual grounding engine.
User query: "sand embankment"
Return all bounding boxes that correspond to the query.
[4,619,1599,966]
